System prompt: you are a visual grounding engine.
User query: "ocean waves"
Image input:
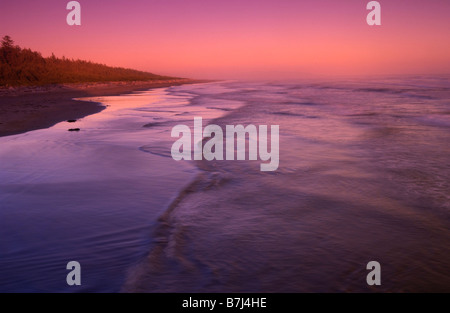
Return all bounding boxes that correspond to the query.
[124,77,450,292]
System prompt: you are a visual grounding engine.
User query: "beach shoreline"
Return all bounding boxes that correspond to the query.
[123,79,450,293]
[0,79,205,137]
[0,83,204,292]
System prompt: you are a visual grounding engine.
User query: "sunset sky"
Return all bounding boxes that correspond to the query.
[1,0,449,79]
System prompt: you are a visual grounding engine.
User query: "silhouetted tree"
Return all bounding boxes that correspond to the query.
[1,35,14,49]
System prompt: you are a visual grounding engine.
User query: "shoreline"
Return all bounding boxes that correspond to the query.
[0,79,206,137]
[0,83,202,292]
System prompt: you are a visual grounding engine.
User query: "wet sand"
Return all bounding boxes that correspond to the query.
[1,78,448,292]
[122,79,450,293]
[0,79,201,137]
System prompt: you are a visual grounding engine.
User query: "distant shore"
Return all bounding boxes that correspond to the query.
[0,79,204,137]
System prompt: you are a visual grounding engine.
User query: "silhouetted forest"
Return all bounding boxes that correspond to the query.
[0,36,175,86]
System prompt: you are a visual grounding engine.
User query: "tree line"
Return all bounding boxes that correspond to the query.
[0,36,175,87]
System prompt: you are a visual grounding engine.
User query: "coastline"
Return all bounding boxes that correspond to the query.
[123,79,450,292]
[0,79,204,137]
[0,83,203,292]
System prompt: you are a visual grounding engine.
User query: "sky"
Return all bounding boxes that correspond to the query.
[1,0,449,79]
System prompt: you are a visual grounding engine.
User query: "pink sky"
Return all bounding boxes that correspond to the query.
[1,0,449,79]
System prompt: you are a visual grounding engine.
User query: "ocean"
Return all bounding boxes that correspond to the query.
[0,77,449,292]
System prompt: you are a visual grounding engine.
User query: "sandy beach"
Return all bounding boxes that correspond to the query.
[0,79,200,137]
[122,79,450,292]
[0,81,240,292]
[0,78,449,292]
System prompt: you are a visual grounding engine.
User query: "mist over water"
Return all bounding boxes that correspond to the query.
[125,77,450,292]
[1,78,449,292]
